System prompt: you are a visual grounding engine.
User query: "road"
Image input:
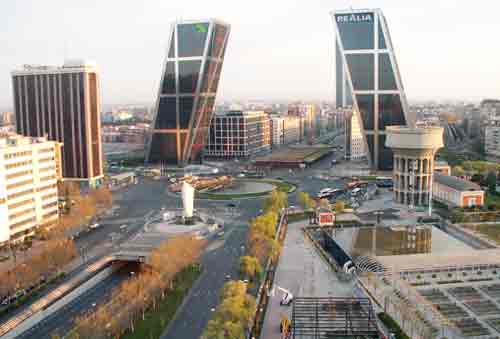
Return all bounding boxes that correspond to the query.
[17,264,135,339]
[161,198,262,339]
[9,132,346,338]
[162,138,346,339]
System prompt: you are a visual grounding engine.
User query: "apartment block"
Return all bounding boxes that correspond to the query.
[0,134,61,243]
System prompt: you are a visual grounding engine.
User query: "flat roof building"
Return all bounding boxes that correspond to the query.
[205,110,270,159]
[433,172,484,208]
[0,134,61,243]
[11,60,104,187]
[332,9,414,170]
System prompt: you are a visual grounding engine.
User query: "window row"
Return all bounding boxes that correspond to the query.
[7,179,33,191]
[5,160,32,170]
[8,198,34,210]
[10,217,36,230]
[345,53,397,91]
[4,151,32,159]
[6,170,32,180]
[9,207,35,221]
[356,94,406,131]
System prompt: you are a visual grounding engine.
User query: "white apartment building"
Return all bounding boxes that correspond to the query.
[345,111,365,160]
[0,134,61,244]
[270,115,303,147]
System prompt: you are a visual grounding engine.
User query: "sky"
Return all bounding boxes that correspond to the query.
[1,0,499,108]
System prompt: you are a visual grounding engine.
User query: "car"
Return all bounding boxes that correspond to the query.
[119,224,127,230]
[89,223,100,229]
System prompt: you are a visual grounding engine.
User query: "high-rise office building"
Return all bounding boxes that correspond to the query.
[11,60,103,187]
[147,19,231,166]
[332,9,414,170]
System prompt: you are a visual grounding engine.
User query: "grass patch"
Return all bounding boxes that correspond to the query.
[255,179,296,193]
[486,193,500,206]
[288,211,314,223]
[196,190,270,200]
[196,179,296,200]
[359,175,378,181]
[377,312,410,339]
[303,149,331,163]
[123,264,201,339]
[475,224,500,244]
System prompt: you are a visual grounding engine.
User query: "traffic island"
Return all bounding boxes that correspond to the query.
[195,179,296,201]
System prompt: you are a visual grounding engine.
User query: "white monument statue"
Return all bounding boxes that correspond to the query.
[181,181,195,218]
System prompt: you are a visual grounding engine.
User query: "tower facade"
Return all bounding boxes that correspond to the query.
[11,61,103,187]
[385,126,443,207]
[147,19,230,166]
[332,9,414,170]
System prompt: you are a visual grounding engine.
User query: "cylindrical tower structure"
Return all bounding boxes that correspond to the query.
[385,126,444,207]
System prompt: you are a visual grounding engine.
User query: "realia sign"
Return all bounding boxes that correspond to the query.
[336,13,373,24]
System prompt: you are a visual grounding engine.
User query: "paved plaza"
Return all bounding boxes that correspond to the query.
[261,219,354,339]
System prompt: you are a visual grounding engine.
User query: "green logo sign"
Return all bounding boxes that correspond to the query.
[195,24,207,33]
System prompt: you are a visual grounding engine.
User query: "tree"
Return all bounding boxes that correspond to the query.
[203,281,256,339]
[319,198,331,210]
[297,192,316,210]
[263,190,287,213]
[239,256,262,281]
[334,200,345,213]
[451,166,465,177]
[487,171,497,194]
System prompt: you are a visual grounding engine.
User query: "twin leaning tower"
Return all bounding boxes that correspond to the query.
[148,10,443,208]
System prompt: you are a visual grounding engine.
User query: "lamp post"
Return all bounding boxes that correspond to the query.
[373,211,383,256]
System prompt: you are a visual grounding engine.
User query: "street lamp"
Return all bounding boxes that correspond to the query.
[372,211,383,256]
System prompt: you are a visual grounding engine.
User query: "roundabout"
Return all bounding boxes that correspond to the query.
[196,179,296,200]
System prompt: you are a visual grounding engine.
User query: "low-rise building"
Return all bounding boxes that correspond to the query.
[205,110,271,159]
[0,134,61,243]
[434,161,451,176]
[433,173,484,208]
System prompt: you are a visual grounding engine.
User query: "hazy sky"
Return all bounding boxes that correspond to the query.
[1,0,499,108]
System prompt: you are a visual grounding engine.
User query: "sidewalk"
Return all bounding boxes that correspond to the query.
[260,219,354,339]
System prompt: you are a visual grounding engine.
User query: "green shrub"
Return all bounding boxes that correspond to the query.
[377,312,410,339]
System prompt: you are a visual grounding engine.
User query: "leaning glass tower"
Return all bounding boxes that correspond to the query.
[147,19,230,166]
[332,9,414,170]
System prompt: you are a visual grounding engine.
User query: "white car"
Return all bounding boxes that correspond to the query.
[119,224,127,230]
[89,223,100,229]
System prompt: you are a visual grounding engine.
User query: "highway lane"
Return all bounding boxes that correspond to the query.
[162,198,262,339]
[0,178,170,336]
[17,265,134,339]
[162,146,346,339]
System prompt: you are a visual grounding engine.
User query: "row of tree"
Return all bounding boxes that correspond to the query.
[203,280,257,339]
[247,190,287,269]
[66,235,205,339]
[297,191,345,213]
[49,184,113,238]
[204,189,288,338]
[0,239,76,299]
